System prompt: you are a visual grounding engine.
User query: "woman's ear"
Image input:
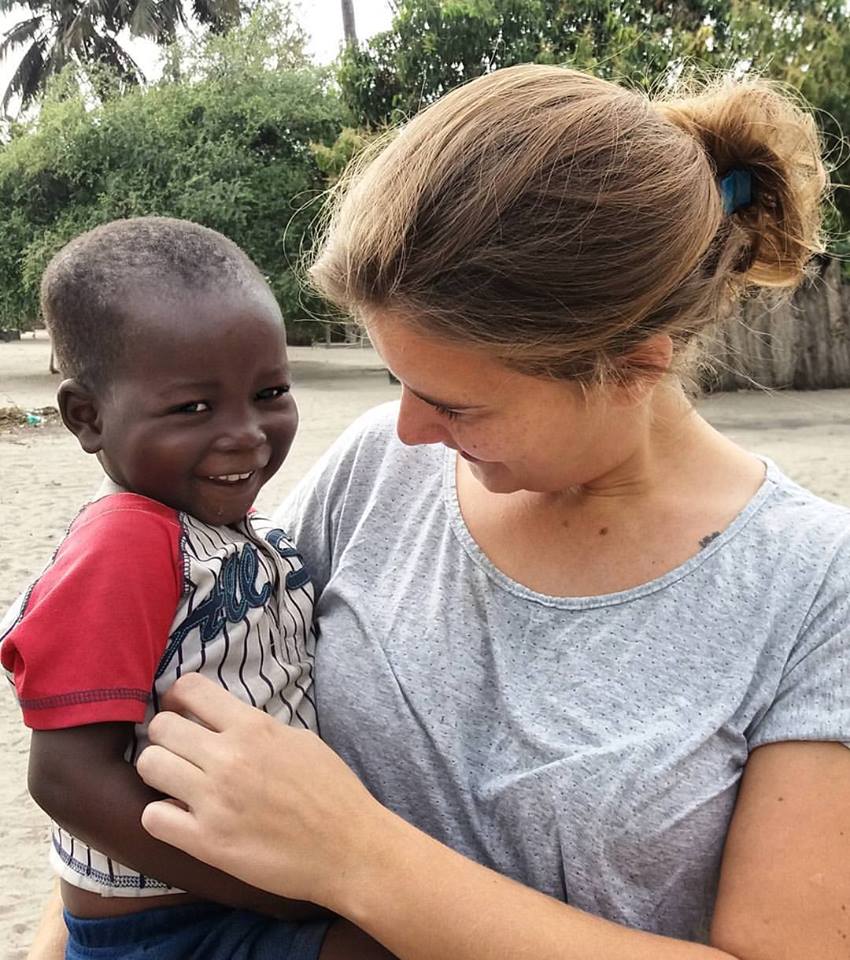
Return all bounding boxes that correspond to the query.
[57,379,103,454]
[612,334,675,405]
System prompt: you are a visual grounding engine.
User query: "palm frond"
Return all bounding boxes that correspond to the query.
[1,0,179,110]
[158,0,186,37]
[85,0,124,35]
[0,0,33,15]
[63,8,95,56]
[128,0,163,39]
[92,31,143,80]
[3,38,45,110]
[0,16,44,60]
[43,31,73,77]
[113,0,134,25]
[192,0,238,31]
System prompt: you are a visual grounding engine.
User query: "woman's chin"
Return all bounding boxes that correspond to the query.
[465,459,525,495]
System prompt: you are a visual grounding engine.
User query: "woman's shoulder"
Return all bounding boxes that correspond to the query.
[740,461,850,630]
[743,464,850,750]
[757,459,850,555]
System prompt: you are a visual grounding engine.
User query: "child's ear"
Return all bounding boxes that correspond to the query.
[57,379,103,454]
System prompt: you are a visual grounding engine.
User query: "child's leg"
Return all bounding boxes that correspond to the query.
[319,919,395,960]
[63,902,232,959]
[64,902,393,960]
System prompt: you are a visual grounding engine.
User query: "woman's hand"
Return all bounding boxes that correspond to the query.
[140,674,850,960]
[137,673,386,911]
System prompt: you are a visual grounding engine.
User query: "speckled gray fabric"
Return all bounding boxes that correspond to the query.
[276,403,850,943]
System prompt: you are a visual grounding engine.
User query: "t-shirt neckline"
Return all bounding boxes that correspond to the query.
[440,448,780,610]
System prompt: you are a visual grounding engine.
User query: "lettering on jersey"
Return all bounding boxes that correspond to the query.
[156,545,271,677]
[265,528,310,591]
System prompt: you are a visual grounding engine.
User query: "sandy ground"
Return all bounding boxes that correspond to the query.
[1,331,849,957]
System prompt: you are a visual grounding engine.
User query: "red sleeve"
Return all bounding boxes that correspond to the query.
[0,495,183,729]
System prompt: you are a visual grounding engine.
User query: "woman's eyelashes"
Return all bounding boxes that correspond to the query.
[432,403,462,420]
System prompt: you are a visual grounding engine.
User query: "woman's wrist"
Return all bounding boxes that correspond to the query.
[323,798,412,919]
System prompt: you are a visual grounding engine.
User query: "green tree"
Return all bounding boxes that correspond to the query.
[0,4,348,342]
[0,0,142,111]
[725,1,850,255]
[337,0,734,127]
[337,0,849,256]
[0,0,240,111]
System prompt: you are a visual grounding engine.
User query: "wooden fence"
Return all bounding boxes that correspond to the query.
[706,258,850,391]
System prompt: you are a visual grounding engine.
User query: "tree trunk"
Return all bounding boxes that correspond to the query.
[341,0,357,45]
[340,1,359,342]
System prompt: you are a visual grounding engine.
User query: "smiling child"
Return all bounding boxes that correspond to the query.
[0,218,389,960]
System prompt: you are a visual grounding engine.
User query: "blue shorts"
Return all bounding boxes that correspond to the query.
[64,902,330,960]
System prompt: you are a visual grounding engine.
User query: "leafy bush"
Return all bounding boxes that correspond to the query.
[0,5,349,342]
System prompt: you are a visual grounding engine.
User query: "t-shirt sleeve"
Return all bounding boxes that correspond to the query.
[274,402,401,596]
[276,458,335,595]
[748,536,850,749]
[0,499,183,729]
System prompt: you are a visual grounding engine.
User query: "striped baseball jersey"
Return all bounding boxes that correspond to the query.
[1,482,316,897]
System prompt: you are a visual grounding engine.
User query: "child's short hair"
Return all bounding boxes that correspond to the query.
[42,217,273,389]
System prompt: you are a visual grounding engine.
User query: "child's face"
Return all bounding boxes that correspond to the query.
[94,283,297,526]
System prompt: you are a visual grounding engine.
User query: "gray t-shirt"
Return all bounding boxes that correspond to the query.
[277,402,850,942]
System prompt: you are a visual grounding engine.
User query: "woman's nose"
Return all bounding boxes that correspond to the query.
[395,388,451,447]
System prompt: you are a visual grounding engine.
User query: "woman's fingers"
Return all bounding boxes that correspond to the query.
[139,675,391,909]
[146,708,219,768]
[158,673,257,732]
[141,798,206,859]
[139,694,381,905]
[136,742,207,804]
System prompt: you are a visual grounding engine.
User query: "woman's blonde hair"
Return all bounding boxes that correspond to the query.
[310,64,827,382]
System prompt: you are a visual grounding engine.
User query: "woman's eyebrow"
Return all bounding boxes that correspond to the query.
[406,387,483,410]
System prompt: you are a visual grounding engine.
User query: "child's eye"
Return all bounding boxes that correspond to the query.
[433,403,462,421]
[175,401,210,414]
[256,385,291,401]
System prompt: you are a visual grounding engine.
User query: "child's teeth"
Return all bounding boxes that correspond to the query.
[209,472,252,482]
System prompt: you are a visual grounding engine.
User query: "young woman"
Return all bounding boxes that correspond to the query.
[40,65,850,959]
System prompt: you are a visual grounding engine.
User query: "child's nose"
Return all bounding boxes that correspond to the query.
[214,416,267,451]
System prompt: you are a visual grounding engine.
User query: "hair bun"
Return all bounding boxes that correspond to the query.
[657,78,827,289]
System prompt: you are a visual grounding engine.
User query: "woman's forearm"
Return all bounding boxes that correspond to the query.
[139,677,740,960]
[338,808,737,960]
[26,884,66,960]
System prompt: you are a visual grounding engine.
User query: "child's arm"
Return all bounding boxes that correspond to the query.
[29,722,329,921]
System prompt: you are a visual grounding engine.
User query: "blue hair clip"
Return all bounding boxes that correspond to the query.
[719,168,752,215]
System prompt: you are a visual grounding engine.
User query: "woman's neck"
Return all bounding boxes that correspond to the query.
[455,388,767,597]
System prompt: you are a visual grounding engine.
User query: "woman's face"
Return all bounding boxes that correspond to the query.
[366,317,655,495]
